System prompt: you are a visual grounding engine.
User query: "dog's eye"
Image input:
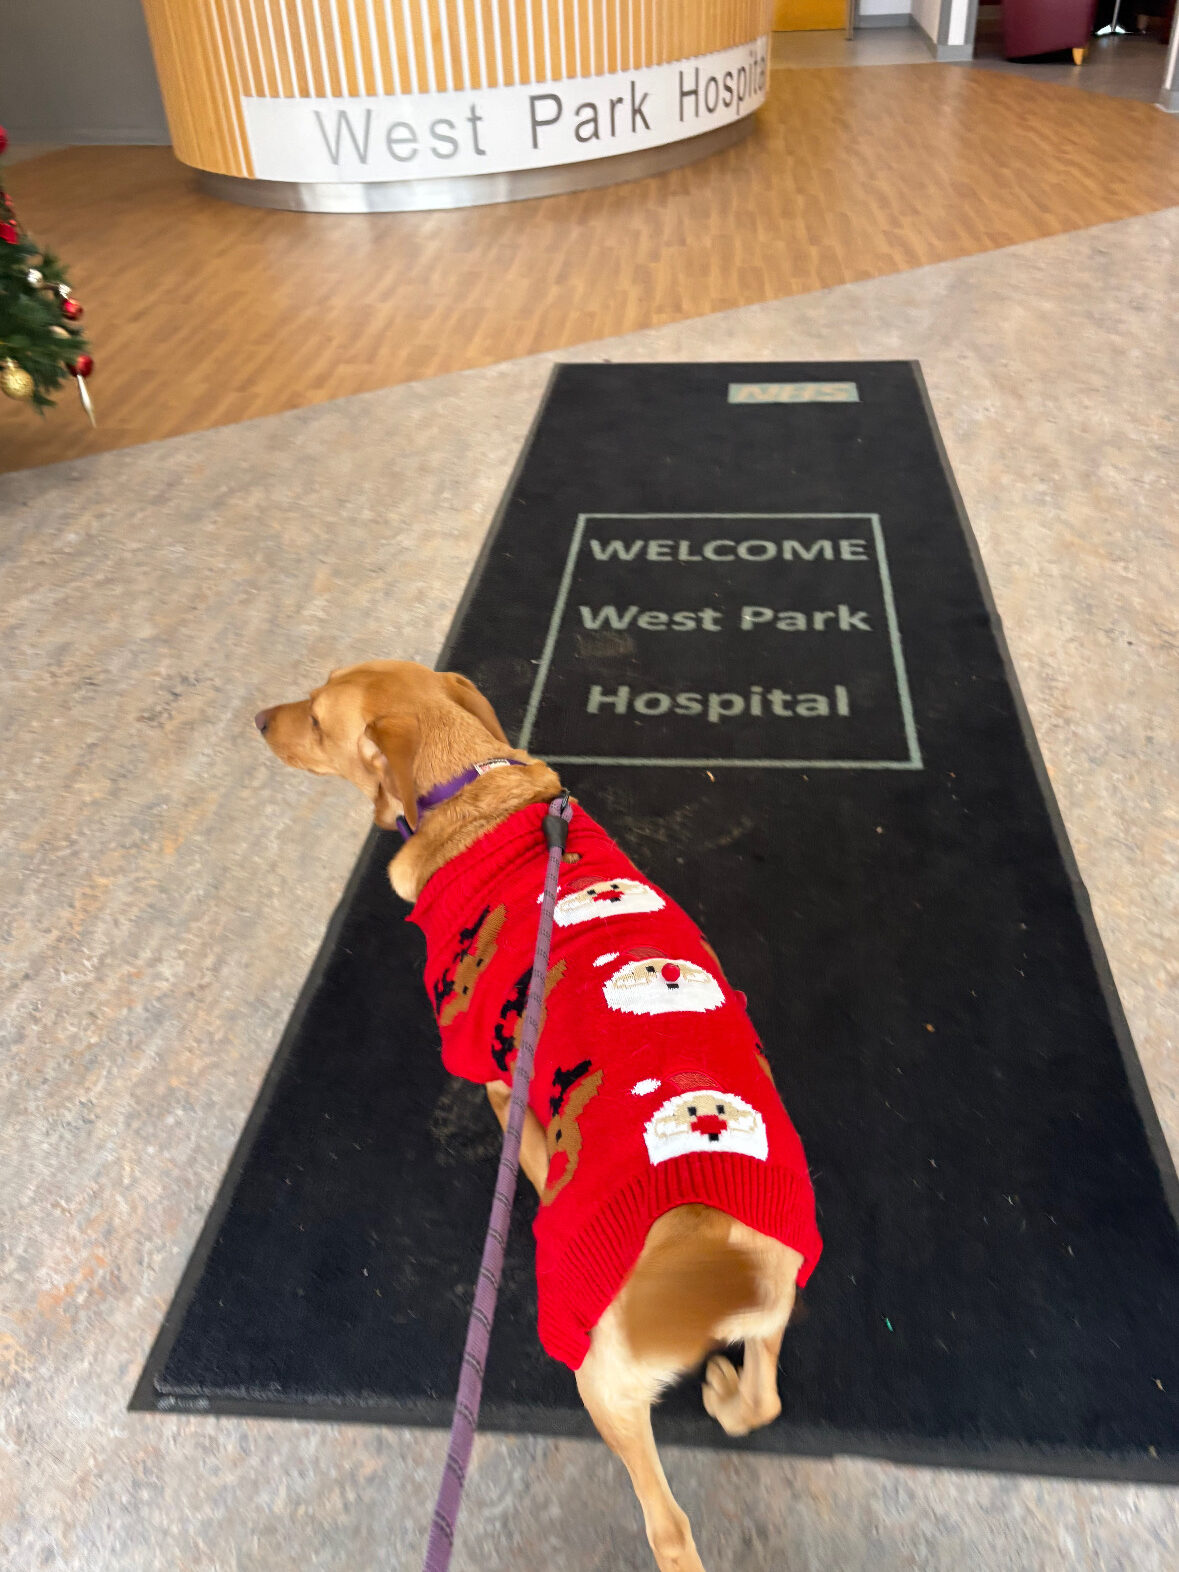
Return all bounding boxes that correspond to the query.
[310,713,321,732]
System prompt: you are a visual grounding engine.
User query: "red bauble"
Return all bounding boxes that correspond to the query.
[61,298,83,321]
[0,126,7,155]
[67,354,94,379]
[0,221,18,245]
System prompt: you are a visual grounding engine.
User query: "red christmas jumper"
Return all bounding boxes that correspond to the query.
[410,802,822,1370]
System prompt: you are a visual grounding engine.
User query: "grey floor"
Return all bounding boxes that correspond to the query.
[771,29,933,69]
[2,142,65,165]
[2,209,1178,1569]
[971,25,1174,103]
[771,21,1175,106]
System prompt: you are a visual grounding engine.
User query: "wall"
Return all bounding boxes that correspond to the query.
[858,0,914,19]
[946,0,974,44]
[1161,13,1179,112]
[0,0,168,144]
[910,0,975,54]
[910,0,944,39]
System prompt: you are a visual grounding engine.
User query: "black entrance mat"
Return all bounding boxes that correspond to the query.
[135,363,1179,1481]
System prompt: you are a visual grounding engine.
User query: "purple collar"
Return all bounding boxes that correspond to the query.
[396,757,528,841]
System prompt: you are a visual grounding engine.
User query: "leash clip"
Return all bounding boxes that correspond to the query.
[543,793,572,854]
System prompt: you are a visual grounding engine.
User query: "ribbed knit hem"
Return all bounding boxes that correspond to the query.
[538,1153,823,1370]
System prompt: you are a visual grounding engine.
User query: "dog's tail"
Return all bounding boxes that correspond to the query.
[620,1205,778,1370]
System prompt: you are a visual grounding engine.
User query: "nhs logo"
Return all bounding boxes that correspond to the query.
[728,382,860,404]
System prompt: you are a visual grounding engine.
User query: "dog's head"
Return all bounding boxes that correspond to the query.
[255,659,509,832]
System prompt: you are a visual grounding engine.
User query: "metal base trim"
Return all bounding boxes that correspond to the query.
[194,118,755,214]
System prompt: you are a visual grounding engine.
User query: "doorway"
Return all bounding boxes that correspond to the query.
[774,0,846,30]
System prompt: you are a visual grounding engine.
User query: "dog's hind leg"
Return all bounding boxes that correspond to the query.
[701,1223,802,1438]
[702,1320,788,1437]
[576,1310,705,1572]
[618,1207,802,1440]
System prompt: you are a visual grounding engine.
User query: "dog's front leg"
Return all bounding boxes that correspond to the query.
[485,1080,550,1196]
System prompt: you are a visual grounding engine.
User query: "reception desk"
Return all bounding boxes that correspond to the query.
[140,1,772,211]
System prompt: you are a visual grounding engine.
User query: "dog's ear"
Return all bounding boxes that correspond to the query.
[443,672,510,746]
[359,714,420,831]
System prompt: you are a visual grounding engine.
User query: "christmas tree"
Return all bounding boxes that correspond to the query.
[0,124,94,418]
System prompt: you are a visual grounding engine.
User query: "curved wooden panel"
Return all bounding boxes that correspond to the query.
[141,0,773,178]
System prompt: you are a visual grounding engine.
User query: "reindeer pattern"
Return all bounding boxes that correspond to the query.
[432,903,507,1027]
[541,1062,604,1206]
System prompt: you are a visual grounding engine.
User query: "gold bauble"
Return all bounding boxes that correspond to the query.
[0,358,35,401]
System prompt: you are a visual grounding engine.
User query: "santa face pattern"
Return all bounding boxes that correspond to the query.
[598,950,726,1016]
[644,1089,769,1165]
[551,875,665,928]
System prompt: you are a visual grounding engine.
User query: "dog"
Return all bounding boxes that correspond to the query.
[256,660,821,1572]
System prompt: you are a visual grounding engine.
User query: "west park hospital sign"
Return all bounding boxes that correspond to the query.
[241,38,769,183]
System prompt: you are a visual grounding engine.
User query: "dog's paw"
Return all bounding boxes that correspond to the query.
[703,1352,783,1437]
[702,1355,751,1437]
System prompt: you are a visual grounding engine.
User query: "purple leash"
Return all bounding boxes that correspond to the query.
[422,794,574,1572]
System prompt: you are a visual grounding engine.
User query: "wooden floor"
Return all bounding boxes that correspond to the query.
[4,63,1178,474]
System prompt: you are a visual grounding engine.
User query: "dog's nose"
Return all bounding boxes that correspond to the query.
[255,707,274,734]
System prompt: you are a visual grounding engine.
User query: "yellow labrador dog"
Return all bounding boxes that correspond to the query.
[256,659,819,1572]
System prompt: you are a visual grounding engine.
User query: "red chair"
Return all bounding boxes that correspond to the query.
[1001,0,1100,59]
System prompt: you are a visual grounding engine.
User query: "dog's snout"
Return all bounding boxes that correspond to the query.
[255,707,274,734]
